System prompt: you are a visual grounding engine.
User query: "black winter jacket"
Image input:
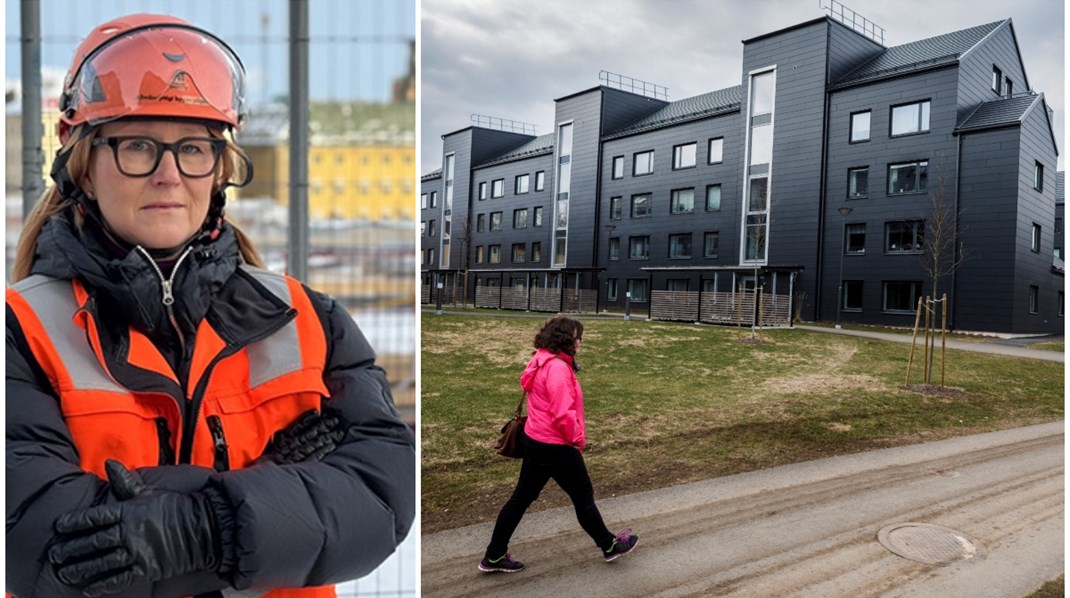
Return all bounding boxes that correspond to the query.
[6,215,415,597]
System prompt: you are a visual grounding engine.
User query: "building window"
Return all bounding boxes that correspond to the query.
[888,160,928,195]
[886,221,924,253]
[554,238,567,267]
[1034,161,1044,191]
[534,206,544,227]
[478,182,487,201]
[532,242,542,262]
[850,111,871,143]
[631,194,651,218]
[491,179,504,198]
[667,279,689,292]
[476,214,486,232]
[608,237,620,261]
[890,100,930,137]
[513,208,528,229]
[430,191,438,208]
[846,223,866,254]
[607,279,618,301]
[428,219,437,238]
[609,196,622,220]
[475,246,484,264]
[1032,223,1041,253]
[673,142,697,170]
[1059,291,1064,317]
[703,232,719,258]
[421,193,428,209]
[749,177,768,212]
[708,137,723,164]
[441,240,450,268]
[629,236,650,259]
[848,167,869,199]
[745,214,768,261]
[670,188,695,214]
[1005,78,1013,97]
[669,233,692,259]
[1029,285,1039,314]
[428,247,435,264]
[883,281,922,312]
[488,245,501,264]
[535,171,545,191]
[627,279,649,303]
[612,156,624,179]
[512,244,526,263]
[706,184,721,211]
[992,65,1003,94]
[843,280,863,311]
[515,174,529,194]
[490,211,502,231]
[420,221,426,236]
[633,150,654,176]
[556,200,569,228]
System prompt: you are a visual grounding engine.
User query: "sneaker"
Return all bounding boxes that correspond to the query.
[478,553,525,573]
[603,528,639,562]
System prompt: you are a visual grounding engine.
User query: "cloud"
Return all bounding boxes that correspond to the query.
[421,0,1064,174]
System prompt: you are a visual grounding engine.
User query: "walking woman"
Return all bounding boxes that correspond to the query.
[7,14,414,597]
[479,316,638,573]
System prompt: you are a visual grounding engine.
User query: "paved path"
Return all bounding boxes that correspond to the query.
[795,326,1063,362]
[422,422,1063,597]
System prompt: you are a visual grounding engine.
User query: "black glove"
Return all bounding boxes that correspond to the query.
[49,460,223,597]
[261,409,346,464]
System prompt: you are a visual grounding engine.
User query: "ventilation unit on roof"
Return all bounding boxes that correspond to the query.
[599,70,669,101]
[470,114,537,135]
[820,0,885,45]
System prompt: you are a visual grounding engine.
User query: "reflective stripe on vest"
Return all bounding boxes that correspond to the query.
[9,275,126,394]
[9,266,316,401]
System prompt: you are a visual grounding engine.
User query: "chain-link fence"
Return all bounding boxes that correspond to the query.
[6,0,416,595]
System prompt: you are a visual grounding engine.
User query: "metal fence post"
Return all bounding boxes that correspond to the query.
[21,0,44,219]
[287,0,310,282]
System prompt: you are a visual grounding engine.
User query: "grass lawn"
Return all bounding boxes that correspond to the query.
[1031,341,1065,353]
[421,315,1064,533]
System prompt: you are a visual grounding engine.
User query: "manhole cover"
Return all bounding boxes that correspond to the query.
[877,523,987,565]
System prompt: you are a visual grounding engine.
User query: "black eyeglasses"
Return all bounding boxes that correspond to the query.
[91,136,227,178]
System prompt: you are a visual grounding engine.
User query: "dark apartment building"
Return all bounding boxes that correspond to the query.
[421,13,1062,334]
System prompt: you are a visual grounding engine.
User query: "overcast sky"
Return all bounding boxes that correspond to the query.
[420,0,1065,174]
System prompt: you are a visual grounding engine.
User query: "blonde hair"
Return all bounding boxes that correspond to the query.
[11,124,264,282]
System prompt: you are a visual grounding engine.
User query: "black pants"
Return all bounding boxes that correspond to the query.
[486,435,614,558]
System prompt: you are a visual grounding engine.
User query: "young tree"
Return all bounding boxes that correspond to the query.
[916,159,968,383]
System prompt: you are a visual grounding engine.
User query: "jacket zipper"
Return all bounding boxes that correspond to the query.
[206,415,230,472]
[155,417,176,465]
[135,245,194,358]
[178,308,298,464]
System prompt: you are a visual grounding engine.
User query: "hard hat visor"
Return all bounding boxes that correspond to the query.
[63,25,246,129]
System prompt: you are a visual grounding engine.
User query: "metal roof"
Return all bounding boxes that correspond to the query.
[834,20,1006,87]
[474,133,556,168]
[956,94,1040,131]
[421,169,442,181]
[604,86,743,139]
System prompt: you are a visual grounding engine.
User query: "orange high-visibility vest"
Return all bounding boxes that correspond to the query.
[7,266,335,598]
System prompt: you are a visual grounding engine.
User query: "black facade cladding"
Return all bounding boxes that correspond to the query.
[422,15,1062,333]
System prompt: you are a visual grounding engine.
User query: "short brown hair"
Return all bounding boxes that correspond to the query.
[533,316,584,356]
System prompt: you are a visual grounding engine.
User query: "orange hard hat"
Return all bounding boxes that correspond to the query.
[59,14,246,142]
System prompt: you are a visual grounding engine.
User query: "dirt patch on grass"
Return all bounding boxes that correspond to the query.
[763,373,885,395]
[904,384,969,397]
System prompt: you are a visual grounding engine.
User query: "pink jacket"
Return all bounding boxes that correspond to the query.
[521,348,586,450]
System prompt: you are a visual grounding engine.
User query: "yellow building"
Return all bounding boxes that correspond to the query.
[240,101,416,222]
